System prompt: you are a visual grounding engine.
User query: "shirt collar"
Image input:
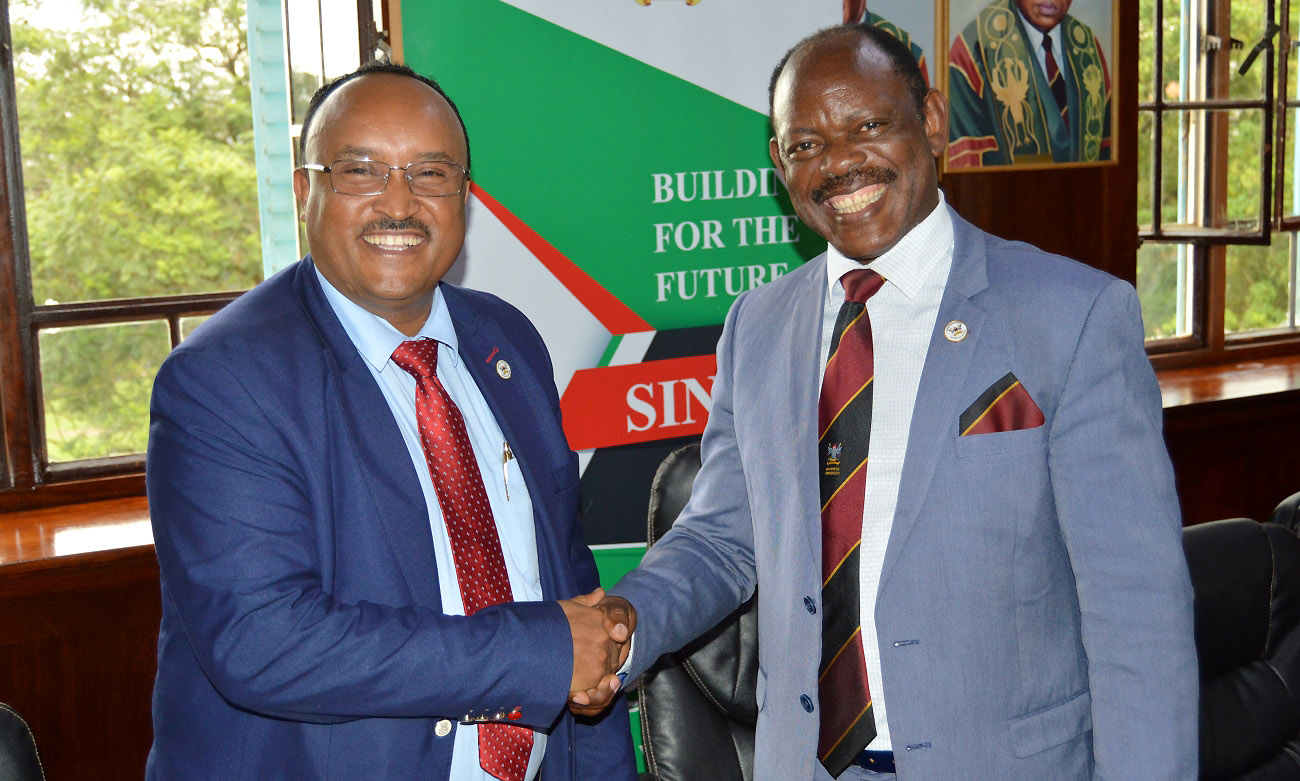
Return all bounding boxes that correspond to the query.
[825,189,953,301]
[313,265,460,373]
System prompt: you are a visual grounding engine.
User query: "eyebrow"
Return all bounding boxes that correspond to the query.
[334,145,458,163]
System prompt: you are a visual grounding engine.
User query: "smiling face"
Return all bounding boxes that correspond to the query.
[1015,0,1072,32]
[293,73,470,335]
[769,34,948,263]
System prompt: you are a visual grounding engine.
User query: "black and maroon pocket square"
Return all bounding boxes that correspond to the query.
[959,372,1044,436]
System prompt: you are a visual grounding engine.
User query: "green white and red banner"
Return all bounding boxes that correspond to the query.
[402,0,929,542]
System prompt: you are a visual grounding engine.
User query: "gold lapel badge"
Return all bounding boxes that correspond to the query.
[944,320,969,343]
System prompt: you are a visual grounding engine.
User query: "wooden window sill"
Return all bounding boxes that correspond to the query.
[0,496,151,566]
[1158,353,1300,410]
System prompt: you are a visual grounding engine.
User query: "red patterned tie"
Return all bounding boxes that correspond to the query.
[391,338,532,781]
[817,268,885,776]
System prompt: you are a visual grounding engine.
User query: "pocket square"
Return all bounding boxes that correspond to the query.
[959,372,1044,436]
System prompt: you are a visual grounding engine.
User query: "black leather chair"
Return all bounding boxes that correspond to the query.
[1269,490,1300,532]
[637,444,758,781]
[0,703,44,780]
[1184,517,1300,780]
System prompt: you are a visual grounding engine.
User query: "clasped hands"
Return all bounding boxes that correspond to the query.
[559,588,636,717]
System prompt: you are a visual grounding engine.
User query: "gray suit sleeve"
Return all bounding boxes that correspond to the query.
[1047,279,1198,777]
[610,295,758,680]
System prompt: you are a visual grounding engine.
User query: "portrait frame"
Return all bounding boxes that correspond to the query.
[940,0,1118,172]
[841,1,938,91]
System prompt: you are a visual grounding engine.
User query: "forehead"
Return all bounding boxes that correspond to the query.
[306,74,466,161]
[772,37,904,129]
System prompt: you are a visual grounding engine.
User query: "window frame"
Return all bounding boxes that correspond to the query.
[1139,0,1300,368]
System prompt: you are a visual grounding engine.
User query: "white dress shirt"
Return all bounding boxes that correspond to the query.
[1015,7,1068,87]
[818,193,955,751]
[317,269,546,780]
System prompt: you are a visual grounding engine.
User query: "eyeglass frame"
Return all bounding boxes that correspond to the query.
[300,159,471,197]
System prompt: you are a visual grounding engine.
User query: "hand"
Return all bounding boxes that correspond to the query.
[559,588,636,717]
[843,0,866,24]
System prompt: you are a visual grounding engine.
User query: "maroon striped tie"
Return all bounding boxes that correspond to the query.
[816,268,885,776]
[1043,34,1069,123]
[392,338,532,781]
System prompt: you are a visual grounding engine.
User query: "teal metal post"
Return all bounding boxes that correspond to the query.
[246,0,299,277]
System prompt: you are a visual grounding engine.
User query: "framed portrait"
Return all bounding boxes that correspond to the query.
[842,1,937,89]
[942,0,1116,171]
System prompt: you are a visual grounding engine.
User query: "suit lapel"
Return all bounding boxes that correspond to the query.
[296,262,443,608]
[878,213,990,593]
[787,256,831,571]
[442,286,564,601]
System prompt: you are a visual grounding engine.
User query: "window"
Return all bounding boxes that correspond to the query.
[0,0,386,503]
[1138,0,1300,359]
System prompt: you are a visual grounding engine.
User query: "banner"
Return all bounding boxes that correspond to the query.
[403,0,857,544]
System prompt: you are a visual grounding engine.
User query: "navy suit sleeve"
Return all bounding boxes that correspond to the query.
[148,348,574,727]
[1047,280,1198,777]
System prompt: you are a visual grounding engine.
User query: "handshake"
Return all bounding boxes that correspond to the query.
[559,588,637,717]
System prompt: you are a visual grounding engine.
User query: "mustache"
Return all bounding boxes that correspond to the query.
[811,166,897,204]
[362,217,431,237]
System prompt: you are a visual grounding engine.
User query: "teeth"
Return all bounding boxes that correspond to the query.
[830,186,885,214]
[364,234,424,247]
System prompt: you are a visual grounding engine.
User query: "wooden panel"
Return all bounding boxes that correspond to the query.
[0,546,160,780]
[1159,356,1300,526]
[1163,389,1300,527]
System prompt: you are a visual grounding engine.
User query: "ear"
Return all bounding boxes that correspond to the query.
[769,137,788,186]
[922,89,950,160]
[292,168,311,218]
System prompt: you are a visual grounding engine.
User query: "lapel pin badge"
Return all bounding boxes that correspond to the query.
[944,320,969,343]
[496,359,512,379]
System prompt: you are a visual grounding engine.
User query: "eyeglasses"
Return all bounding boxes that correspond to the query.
[301,159,470,197]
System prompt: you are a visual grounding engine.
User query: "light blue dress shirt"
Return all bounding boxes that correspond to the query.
[316,269,546,780]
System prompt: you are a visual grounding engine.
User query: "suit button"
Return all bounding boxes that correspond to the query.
[435,719,453,737]
[804,596,817,614]
[800,694,814,712]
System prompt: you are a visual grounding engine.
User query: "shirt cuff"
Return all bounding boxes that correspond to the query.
[616,632,636,684]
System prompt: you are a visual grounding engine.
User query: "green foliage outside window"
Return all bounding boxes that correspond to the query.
[12,0,262,461]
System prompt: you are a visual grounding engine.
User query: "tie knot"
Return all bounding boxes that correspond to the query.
[842,268,885,303]
[1042,33,1052,52]
[391,338,438,380]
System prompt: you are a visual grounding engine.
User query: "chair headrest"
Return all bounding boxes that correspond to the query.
[647,443,702,545]
[1271,491,1300,533]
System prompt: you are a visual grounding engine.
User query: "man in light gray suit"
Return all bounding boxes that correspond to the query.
[582,22,1197,780]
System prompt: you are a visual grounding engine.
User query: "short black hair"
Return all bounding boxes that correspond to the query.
[298,61,471,173]
[767,23,929,124]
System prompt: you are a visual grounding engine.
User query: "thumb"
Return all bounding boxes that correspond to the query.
[571,587,606,607]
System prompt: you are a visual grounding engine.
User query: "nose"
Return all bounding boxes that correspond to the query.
[370,172,421,219]
[821,137,868,177]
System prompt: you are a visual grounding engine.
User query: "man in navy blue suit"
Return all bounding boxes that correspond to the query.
[145,62,636,779]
